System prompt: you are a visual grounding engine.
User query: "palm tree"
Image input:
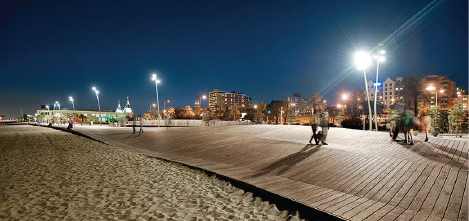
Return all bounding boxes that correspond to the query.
[401,74,428,117]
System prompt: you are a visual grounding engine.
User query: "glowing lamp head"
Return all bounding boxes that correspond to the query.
[426,86,436,91]
[342,94,348,100]
[354,51,371,70]
[69,96,73,101]
[202,95,206,99]
[337,104,342,108]
[92,87,96,91]
[380,50,385,54]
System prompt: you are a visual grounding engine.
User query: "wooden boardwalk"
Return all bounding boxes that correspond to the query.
[73,125,468,221]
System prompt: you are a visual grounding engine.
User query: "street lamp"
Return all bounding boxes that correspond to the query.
[341,94,349,101]
[92,87,102,125]
[151,74,161,127]
[373,48,385,131]
[69,96,75,111]
[46,105,50,123]
[426,86,437,107]
[354,51,373,131]
[200,95,206,109]
[164,100,170,118]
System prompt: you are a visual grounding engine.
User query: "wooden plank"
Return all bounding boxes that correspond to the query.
[378,206,407,220]
[458,182,468,221]
[365,160,413,201]
[314,154,372,187]
[443,168,467,220]
[302,152,366,185]
[346,158,398,195]
[349,201,386,221]
[395,164,436,209]
[341,199,378,220]
[406,164,443,212]
[362,205,395,221]
[330,158,382,191]
[430,166,459,219]
[315,193,353,211]
[355,159,407,197]
[381,163,426,206]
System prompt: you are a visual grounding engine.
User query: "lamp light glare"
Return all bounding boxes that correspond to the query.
[342,94,348,100]
[426,86,436,91]
[354,51,371,70]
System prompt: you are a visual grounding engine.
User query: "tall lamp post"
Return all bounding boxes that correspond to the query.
[354,51,373,131]
[46,105,50,124]
[151,74,161,127]
[164,100,170,119]
[373,49,385,131]
[92,87,102,125]
[200,95,206,108]
[425,86,443,107]
[69,96,75,111]
[199,95,206,116]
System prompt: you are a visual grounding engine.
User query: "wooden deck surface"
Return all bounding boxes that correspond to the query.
[73,124,468,221]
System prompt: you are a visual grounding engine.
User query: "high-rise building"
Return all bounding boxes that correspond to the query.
[367,77,404,112]
[208,89,251,110]
[453,87,468,111]
[422,75,456,110]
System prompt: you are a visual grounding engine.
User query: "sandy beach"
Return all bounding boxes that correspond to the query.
[0,125,304,220]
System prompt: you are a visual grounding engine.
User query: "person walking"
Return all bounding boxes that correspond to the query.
[139,117,144,133]
[320,110,329,145]
[309,110,321,145]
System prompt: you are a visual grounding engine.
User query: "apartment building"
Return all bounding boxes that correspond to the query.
[422,75,457,110]
[453,87,468,111]
[367,77,404,111]
[208,89,251,110]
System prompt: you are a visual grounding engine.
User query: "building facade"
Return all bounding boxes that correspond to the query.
[422,75,457,110]
[367,77,404,112]
[37,99,132,123]
[208,89,252,110]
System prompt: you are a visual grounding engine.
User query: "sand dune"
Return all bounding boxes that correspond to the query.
[0,126,304,220]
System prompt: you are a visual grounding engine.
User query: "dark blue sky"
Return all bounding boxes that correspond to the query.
[1,0,467,118]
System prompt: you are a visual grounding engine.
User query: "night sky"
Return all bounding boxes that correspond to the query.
[1,0,467,118]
